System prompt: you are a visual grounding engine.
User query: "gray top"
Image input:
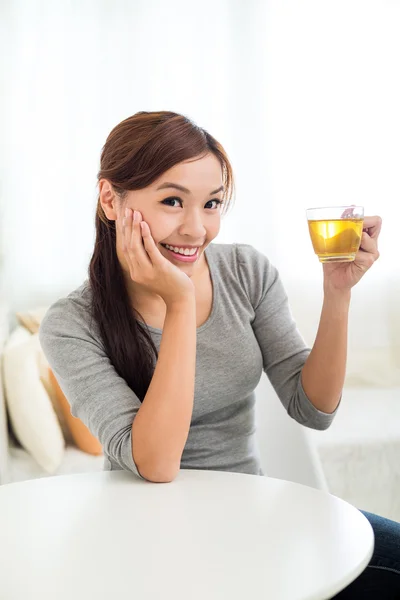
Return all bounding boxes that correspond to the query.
[39,243,337,479]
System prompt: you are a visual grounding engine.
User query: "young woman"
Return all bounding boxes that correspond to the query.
[40,111,399,597]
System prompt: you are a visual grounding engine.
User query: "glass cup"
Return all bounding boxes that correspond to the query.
[306,205,364,263]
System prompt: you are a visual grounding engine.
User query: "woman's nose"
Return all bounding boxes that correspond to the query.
[179,212,207,239]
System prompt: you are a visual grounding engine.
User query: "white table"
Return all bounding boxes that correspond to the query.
[0,469,374,600]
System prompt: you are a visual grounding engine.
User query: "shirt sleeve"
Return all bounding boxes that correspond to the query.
[39,298,144,478]
[236,244,338,430]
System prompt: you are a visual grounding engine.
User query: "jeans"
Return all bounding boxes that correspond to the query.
[332,510,400,599]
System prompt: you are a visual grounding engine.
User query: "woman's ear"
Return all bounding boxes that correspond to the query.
[99,179,119,220]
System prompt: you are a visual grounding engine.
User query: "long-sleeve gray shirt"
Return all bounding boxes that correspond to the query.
[39,243,337,478]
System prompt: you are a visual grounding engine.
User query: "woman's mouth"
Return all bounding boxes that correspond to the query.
[160,244,200,263]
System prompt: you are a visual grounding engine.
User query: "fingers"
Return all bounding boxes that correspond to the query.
[124,209,151,268]
[341,205,356,218]
[359,231,378,256]
[116,209,125,250]
[362,215,382,241]
[354,231,380,272]
[354,249,376,272]
[124,208,164,268]
[140,220,163,265]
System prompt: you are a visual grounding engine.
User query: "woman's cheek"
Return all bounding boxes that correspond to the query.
[209,219,221,239]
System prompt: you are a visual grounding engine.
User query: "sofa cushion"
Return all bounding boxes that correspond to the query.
[49,368,103,456]
[16,306,49,334]
[3,327,65,473]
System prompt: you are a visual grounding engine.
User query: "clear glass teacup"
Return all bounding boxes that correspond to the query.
[306,205,364,263]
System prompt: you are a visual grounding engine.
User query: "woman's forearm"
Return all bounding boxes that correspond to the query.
[301,288,351,414]
[132,296,197,482]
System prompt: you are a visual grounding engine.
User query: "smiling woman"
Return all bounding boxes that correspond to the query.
[38,110,400,597]
[100,152,227,280]
[89,113,235,403]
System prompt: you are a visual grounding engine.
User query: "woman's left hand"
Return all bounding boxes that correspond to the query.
[323,215,382,292]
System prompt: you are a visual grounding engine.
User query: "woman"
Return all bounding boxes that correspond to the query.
[39,111,399,597]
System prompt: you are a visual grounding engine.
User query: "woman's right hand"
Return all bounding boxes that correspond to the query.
[119,207,195,307]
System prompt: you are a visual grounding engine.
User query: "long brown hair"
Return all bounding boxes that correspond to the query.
[89,111,234,401]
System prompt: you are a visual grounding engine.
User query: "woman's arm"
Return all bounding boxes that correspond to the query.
[301,289,350,414]
[302,215,382,414]
[243,245,336,431]
[39,295,197,484]
[132,297,197,483]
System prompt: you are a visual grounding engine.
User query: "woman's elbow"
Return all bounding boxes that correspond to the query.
[136,459,180,483]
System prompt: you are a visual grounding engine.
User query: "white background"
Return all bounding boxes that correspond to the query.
[1,0,399,386]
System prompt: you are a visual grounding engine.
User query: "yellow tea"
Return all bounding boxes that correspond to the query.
[308,218,363,262]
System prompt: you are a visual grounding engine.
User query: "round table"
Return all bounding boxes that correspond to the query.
[0,469,374,600]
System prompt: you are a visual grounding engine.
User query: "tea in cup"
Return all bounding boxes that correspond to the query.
[306,206,364,263]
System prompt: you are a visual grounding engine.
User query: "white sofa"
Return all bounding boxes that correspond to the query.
[0,303,104,485]
[310,386,400,522]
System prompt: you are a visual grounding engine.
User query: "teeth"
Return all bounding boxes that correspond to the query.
[164,244,198,256]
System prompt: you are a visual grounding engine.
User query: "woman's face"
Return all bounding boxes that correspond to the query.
[118,153,224,277]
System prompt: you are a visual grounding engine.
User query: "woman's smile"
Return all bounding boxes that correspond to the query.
[160,243,202,263]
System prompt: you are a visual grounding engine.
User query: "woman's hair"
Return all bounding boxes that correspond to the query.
[88,111,234,401]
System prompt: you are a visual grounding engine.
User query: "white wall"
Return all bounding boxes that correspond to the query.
[1,0,399,386]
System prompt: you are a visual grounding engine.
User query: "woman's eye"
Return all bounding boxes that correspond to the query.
[160,197,223,209]
[205,199,223,210]
[161,197,182,207]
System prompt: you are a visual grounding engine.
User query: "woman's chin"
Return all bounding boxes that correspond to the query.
[175,260,198,275]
